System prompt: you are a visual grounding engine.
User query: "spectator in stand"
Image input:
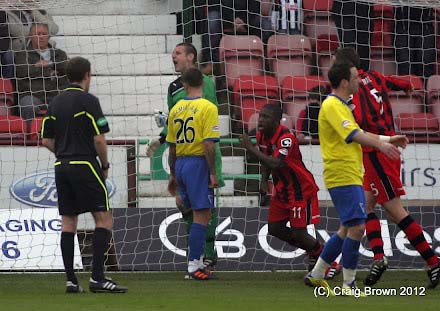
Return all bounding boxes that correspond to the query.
[0,10,14,79]
[299,85,329,139]
[272,0,302,35]
[7,9,58,52]
[394,6,436,82]
[201,0,273,75]
[332,0,373,71]
[15,23,68,125]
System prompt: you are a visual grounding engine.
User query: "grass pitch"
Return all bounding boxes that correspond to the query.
[1,271,438,311]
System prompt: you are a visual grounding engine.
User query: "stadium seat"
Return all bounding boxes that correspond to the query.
[281,75,328,122]
[316,34,339,79]
[267,35,312,84]
[303,0,338,48]
[29,117,43,140]
[370,47,396,75]
[0,116,27,141]
[395,112,440,142]
[387,75,424,116]
[371,5,394,47]
[219,35,264,88]
[233,75,279,127]
[0,78,15,116]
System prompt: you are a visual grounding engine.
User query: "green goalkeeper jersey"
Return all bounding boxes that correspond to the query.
[163,73,225,187]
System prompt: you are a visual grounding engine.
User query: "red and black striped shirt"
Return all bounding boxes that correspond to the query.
[257,125,319,203]
[351,70,412,152]
[352,69,412,136]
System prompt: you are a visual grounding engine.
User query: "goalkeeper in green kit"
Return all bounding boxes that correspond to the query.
[147,42,224,276]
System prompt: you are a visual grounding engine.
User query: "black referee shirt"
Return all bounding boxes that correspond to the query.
[41,84,110,159]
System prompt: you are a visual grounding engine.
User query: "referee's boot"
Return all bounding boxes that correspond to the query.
[89,277,128,293]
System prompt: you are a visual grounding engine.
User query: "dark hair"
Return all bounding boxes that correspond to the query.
[176,42,198,64]
[261,103,283,121]
[328,62,354,89]
[66,57,91,83]
[181,67,204,88]
[308,85,329,103]
[334,47,361,70]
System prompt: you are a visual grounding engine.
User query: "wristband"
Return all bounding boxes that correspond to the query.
[379,135,391,143]
[102,163,110,170]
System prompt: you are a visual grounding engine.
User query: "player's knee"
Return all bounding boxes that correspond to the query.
[347,223,365,240]
[94,211,113,230]
[365,203,376,214]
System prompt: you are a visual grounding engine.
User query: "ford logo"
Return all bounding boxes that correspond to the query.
[9,171,116,208]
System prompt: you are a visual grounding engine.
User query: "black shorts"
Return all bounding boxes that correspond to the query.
[55,158,109,216]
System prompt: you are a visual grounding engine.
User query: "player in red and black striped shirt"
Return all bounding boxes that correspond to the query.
[335,48,439,288]
[240,104,340,277]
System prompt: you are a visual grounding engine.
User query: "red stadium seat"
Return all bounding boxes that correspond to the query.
[387,75,424,116]
[316,34,340,79]
[233,75,279,127]
[303,0,338,48]
[281,75,328,122]
[219,35,264,88]
[267,35,312,84]
[0,116,27,141]
[371,5,394,47]
[395,112,440,142]
[0,78,15,116]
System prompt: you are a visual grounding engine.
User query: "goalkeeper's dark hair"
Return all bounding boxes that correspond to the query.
[334,47,361,70]
[262,103,283,122]
[176,42,198,64]
[181,67,204,88]
[66,57,91,83]
[328,61,355,89]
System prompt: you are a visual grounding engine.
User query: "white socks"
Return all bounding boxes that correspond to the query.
[311,258,330,279]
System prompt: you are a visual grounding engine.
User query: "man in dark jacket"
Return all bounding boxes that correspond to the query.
[15,22,68,124]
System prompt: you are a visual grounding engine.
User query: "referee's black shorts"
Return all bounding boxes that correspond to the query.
[54,158,109,216]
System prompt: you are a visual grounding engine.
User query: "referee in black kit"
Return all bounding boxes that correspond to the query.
[41,56,127,294]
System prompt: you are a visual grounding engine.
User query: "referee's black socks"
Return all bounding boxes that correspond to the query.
[61,231,78,284]
[92,227,112,281]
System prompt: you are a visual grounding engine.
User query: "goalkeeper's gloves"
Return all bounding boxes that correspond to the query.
[154,109,168,128]
[146,138,161,158]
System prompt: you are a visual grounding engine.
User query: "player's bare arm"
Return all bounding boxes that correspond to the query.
[204,140,218,188]
[352,131,401,160]
[389,135,409,148]
[42,138,55,153]
[167,143,177,196]
[240,133,285,169]
[94,134,110,180]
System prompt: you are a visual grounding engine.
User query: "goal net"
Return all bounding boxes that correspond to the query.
[1,0,439,273]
